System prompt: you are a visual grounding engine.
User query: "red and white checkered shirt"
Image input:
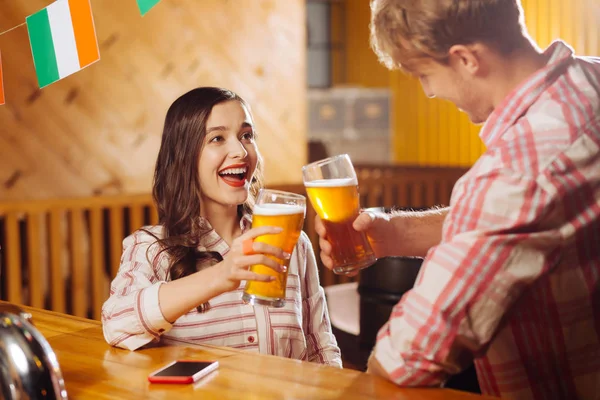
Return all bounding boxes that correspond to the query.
[374,41,600,399]
[102,215,341,368]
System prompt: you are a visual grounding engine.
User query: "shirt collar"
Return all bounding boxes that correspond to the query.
[196,209,253,250]
[479,40,575,148]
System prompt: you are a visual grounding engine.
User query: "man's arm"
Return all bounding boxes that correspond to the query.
[316,207,448,269]
[383,207,448,257]
[370,169,561,386]
[367,351,392,379]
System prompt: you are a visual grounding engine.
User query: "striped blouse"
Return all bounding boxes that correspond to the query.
[101,215,342,368]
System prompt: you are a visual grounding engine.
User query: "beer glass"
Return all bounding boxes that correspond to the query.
[302,154,376,274]
[242,189,306,308]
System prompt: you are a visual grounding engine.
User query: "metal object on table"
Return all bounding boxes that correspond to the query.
[0,303,68,399]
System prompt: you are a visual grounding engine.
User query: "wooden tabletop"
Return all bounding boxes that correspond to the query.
[12,304,493,399]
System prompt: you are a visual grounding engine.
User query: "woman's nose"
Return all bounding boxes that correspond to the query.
[229,140,248,158]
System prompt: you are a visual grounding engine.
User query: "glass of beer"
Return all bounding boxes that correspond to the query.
[302,154,376,275]
[242,189,306,308]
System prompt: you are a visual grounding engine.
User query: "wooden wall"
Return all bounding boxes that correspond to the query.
[331,0,390,88]
[0,0,306,202]
[333,0,600,167]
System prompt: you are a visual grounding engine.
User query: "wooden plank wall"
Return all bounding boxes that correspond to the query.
[0,0,306,202]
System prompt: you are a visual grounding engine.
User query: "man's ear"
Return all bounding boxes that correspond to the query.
[448,44,482,76]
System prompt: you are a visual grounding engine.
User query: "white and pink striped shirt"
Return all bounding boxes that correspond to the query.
[374,41,600,399]
[101,215,342,368]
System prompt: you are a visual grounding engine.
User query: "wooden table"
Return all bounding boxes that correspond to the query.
[16,304,493,399]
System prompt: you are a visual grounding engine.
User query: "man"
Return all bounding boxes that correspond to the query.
[316,1,600,399]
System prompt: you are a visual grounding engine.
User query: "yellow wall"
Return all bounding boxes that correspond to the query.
[332,0,390,87]
[391,73,484,167]
[336,0,600,166]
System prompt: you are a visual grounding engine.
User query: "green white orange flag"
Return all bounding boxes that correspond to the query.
[26,0,100,89]
[136,0,162,16]
[0,51,5,105]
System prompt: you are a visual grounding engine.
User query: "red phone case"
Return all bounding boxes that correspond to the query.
[147,360,219,384]
[148,375,195,384]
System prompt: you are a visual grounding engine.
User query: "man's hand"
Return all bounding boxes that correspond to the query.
[315,211,394,269]
[315,207,448,270]
[367,350,392,381]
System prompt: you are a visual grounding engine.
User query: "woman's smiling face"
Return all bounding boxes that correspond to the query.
[197,100,259,209]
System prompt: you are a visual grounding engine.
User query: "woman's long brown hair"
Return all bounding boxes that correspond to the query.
[148,87,264,288]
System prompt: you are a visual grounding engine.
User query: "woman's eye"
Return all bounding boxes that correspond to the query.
[241,131,255,141]
[210,135,224,143]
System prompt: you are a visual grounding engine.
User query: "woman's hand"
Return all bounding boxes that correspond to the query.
[157,226,289,323]
[216,226,289,293]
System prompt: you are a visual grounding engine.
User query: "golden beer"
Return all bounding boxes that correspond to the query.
[303,154,376,274]
[305,178,376,274]
[243,201,305,308]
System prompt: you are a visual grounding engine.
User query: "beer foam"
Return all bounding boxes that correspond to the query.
[304,178,357,187]
[253,203,305,216]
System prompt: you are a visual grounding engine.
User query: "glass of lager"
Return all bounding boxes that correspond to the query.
[302,154,376,275]
[242,189,306,308]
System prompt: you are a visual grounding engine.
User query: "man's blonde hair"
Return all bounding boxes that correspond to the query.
[370,0,528,69]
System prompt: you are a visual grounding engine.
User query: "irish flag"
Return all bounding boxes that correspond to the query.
[0,51,5,105]
[26,0,100,89]
[137,0,162,16]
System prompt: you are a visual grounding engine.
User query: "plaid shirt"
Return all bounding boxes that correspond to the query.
[374,41,600,399]
[102,215,341,368]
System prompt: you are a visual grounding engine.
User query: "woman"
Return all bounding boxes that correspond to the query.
[101,87,341,367]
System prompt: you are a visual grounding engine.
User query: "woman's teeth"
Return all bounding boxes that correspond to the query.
[220,167,247,175]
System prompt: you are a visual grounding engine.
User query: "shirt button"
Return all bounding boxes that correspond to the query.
[247,336,255,343]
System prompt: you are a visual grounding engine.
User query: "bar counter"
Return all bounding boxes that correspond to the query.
[14,304,494,399]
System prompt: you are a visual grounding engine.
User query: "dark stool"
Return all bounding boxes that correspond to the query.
[357,256,481,394]
[358,256,422,350]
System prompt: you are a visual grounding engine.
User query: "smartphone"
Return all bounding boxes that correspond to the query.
[147,360,219,384]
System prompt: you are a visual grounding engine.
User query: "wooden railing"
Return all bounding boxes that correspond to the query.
[0,165,467,319]
[0,194,158,320]
[355,164,466,209]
